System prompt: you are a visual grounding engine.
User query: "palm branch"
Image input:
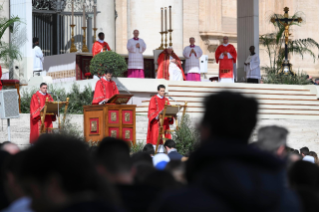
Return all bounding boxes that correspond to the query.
[0,16,21,45]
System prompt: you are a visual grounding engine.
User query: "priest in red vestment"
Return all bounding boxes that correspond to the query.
[92,32,111,57]
[215,36,237,83]
[30,83,56,143]
[157,47,186,81]
[146,84,174,153]
[92,70,119,105]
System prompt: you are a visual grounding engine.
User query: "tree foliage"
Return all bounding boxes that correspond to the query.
[21,83,93,114]
[173,114,199,156]
[0,4,22,66]
[89,51,127,77]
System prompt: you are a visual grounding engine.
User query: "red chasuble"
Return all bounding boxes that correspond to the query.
[157,49,186,80]
[29,91,56,143]
[0,65,2,90]
[215,44,237,78]
[92,41,111,57]
[146,95,174,145]
[92,78,119,105]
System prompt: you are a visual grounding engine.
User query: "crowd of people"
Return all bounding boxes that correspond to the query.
[1,91,319,212]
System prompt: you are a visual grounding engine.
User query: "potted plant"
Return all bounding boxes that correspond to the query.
[89,51,127,78]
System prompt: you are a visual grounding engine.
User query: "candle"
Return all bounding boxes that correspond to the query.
[94,4,97,28]
[71,0,74,25]
[83,2,86,27]
[161,8,163,32]
[165,7,168,32]
[169,6,172,30]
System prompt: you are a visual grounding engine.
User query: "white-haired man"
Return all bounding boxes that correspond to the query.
[215,37,237,83]
[183,37,203,81]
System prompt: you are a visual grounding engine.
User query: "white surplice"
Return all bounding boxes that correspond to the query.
[127,38,146,69]
[33,46,44,71]
[244,54,261,79]
[169,56,183,81]
[182,46,203,74]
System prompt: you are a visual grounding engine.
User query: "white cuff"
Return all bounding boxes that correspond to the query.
[99,100,106,105]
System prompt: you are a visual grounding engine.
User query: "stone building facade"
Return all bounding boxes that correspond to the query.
[0,0,318,79]
[115,0,319,78]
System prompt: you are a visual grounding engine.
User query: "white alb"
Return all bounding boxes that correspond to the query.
[183,46,203,74]
[33,46,44,71]
[244,54,260,79]
[127,38,146,69]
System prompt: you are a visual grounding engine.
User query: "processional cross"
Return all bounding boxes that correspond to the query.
[270,7,303,74]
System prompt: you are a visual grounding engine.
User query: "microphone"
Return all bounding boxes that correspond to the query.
[167,96,177,104]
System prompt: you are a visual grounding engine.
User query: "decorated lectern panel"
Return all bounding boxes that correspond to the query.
[122,128,133,142]
[108,110,119,124]
[122,110,133,124]
[109,128,119,138]
[89,118,99,134]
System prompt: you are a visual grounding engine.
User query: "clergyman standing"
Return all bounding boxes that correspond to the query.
[32,37,44,77]
[244,46,260,83]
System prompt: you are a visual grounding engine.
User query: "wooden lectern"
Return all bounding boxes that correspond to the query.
[155,102,188,153]
[83,94,136,143]
[40,97,70,134]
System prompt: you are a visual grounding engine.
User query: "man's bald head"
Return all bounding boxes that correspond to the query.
[1,142,20,155]
[133,30,139,38]
[189,37,195,45]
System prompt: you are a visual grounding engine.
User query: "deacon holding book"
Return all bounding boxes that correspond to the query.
[92,32,111,57]
[29,83,56,143]
[183,37,203,81]
[146,84,174,152]
[92,70,119,105]
[127,29,147,78]
[215,36,237,83]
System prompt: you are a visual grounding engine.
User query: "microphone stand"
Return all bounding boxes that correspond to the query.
[49,92,60,131]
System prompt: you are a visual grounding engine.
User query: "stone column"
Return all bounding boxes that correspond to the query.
[10,0,33,83]
[128,0,183,56]
[237,0,259,82]
[97,0,115,50]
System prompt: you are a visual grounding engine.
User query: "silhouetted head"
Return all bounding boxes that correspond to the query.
[200,91,258,143]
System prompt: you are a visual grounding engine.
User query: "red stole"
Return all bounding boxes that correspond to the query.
[146,95,174,145]
[157,49,186,80]
[92,41,111,57]
[29,91,56,143]
[215,44,237,78]
[92,78,119,105]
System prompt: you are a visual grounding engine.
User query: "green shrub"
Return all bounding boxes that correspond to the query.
[173,114,199,156]
[89,51,127,77]
[130,140,145,154]
[52,116,84,140]
[20,87,37,113]
[21,83,93,114]
[263,68,312,85]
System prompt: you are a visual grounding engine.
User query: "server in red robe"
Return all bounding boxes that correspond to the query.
[92,70,119,105]
[157,47,186,81]
[146,84,174,153]
[0,65,2,90]
[215,36,237,83]
[92,32,111,57]
[29,83,56,143]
